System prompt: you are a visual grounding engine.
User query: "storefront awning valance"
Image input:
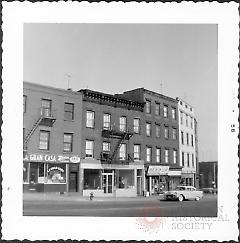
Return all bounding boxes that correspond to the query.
[168,170,182,176]
[23,153,81,163]
[147,166,169,176]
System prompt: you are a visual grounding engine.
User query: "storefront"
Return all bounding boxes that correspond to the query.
[80,159,145,197]
[181,172,196,186]
[146,165,182,195]
[23,153,80,193]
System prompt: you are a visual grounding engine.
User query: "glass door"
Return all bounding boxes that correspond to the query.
[102,172,113,194]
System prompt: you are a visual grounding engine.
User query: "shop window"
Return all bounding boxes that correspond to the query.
[118,170,134,189]
[64,103,74,120]
[41,99,52,117]
[173,128,177,140]
[23,95,27,113]
[85,140,94,158]
[173,150,177,164]
[63,133,73,152]
[146,147,152,163]
[119,116,127,132]
[84,169,101,189]
[29,163,45,183]
[103,113,111,130]
[133,118,140,134]
[145,100,151,114]
[172,108,176,120]
[165,149,169,163]
[86,110,95,128]
[119,143,127,160]
[163,105,168,118]
[164,126,169,139]
[23,162,29,183]
[134,144,141,161]
[156,124,161,138]
[155,102,160,116]
[146,123,151,137]
[47,163,66,183]
[39,130,50,150]
[156,148,161,163]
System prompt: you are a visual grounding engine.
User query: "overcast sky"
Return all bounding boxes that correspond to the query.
[23,23,218,162]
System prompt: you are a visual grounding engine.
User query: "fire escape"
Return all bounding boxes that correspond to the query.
[23,108,56,152]
[100,126,134,164]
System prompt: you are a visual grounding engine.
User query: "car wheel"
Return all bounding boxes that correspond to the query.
[178,194,184,202]
[195,196,200,201]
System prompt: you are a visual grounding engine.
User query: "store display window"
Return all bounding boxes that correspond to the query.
[47,163,66,183]
[118,170,134,189]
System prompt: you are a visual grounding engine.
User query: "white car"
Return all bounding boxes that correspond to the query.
[164,186,203,202]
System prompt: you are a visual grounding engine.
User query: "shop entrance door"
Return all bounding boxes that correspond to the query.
[69,172,78,192]
[102,172,113,194]
[137,177,142,195]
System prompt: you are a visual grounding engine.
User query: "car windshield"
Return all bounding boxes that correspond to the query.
[176,186,185,191]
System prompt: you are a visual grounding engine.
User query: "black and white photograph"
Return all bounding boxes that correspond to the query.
[2,2,239,241]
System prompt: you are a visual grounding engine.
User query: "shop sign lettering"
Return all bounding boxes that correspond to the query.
[47,166,64,173]
[23,153,81,163]
[147,166,170,176]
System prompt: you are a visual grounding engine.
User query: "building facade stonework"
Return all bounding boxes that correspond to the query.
[23,82,199,196]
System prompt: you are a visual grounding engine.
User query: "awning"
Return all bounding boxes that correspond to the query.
[181,173,195,179]
[168,170,182,176]
[147,165,169,176]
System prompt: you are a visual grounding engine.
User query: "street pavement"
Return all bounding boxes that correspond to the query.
[23,193,217,217]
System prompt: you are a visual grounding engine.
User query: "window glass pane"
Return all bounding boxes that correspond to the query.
[86,140,94,157]
[133,118,140,133]
[163,105,168,117]
[103,114,111,129]
[156,125,161,138]
[39,131,49,150]
[146,100,151,113]
[118,170,134,189]
[64,103,74,120]
[146,123,151,136]
[134,145,140,160]
[84,169,101,189]
[103,142,110,151]
[86,111,94,128]
[120,117,126,132]
[119,144,126,160]
[47,164,66,183]
[23,162,29,183]
[155,103,160,116]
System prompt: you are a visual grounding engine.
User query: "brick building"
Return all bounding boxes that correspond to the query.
[23,82,82,193]
[118,88,181,195]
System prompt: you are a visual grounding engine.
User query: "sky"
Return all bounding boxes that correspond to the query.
[23,23,218,162]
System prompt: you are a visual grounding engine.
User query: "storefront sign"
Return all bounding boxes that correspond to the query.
[23,153,80,163]
[47,166,65,173]
[147,166,169,176]
[168,170,182,176]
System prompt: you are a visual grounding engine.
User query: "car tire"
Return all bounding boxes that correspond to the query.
[195,196,200,201]
[178,194,184,202]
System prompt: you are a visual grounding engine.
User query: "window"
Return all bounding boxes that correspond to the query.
[182,152,185,166]
[86,110,95,128]
[23,95,27,113]
[173,128,177,140]
[192,154,194,167]
[47,163,66,183]
[191,134,194,147]
[41,99,52,117]
[134,145,141,161]
[163,105,168,118]
[63,133,73,152]
[190,117,193,129]
[181,131,184,144]
[64,103,74,120]
[165,149,169,163]
[85,140,94,158]
[146,123,151,137]
[39,130,50,150]
[187,153,190,167]
[133,118,140,134]
[145,100,151,114]
[173,150,177,164]
[119,116,127,132]
[172,108,176,120]
[186,133,189,145]
[119,143,127,160]
[180,112,183,125]
[156,124,161,138]
[102,142,110,152]
[146,147,152,163]
[156,148,161,163]
[155,102,160,116]
[186,114,188,127]
[103,113,111,130]
[164,126,169,139]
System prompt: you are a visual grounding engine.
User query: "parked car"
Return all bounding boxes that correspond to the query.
[163,186,203,202]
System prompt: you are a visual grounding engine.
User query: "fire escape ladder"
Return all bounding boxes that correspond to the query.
[110,132,128,161]
[23,116,43,149]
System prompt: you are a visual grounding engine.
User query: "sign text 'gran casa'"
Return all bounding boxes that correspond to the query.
[23,153,81,163]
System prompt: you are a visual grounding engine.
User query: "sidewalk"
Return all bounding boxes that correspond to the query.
[23,192,163,202]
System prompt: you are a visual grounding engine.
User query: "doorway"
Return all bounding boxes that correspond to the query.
[137,177,142,195]
[102,172,114,194]
[69,172,78,192]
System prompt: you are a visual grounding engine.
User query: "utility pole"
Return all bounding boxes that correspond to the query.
[65,73,72,90]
